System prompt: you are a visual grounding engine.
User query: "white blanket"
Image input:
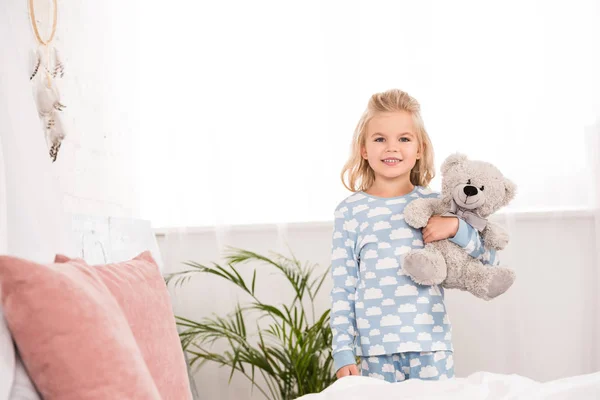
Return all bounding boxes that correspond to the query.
[297,371,600,400]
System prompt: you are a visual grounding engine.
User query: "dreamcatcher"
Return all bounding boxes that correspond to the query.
[28,0,66,162]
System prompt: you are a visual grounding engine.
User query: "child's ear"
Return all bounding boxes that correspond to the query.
[416,143,424,159]
[361,146,368,159]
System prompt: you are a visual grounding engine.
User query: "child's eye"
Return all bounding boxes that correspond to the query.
[374,137,384,142]
[400,137,410,142]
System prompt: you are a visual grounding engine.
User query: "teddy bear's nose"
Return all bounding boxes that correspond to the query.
[463,185,478,197]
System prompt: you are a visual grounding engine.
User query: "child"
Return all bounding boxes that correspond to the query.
[329,89,498,383]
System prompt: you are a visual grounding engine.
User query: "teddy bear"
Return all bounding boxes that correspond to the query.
[402,153,517,301]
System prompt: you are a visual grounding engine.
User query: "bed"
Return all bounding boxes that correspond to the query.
[297,371,600,399]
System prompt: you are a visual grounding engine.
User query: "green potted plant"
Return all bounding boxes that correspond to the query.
[165,248,337,400]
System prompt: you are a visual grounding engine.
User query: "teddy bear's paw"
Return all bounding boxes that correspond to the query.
[486,268,516,299]
[483,230,509,250]
[404,212,429,229]
[403,250,447,286]
[404,202,430,228]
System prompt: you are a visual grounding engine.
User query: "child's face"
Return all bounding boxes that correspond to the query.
[361,111,420,183]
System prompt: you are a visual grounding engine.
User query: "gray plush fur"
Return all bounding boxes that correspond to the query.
[402,153,517,301]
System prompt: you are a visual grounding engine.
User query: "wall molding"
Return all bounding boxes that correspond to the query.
[154,208,599,237]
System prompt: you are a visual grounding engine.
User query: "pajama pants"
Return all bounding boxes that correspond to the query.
[359,351,454,383]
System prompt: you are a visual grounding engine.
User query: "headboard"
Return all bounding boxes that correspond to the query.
[70,214,164,272]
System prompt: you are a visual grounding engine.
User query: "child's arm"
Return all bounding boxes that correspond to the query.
[448,218,499,266]
[426,191,499,266]
[329,204,360,372]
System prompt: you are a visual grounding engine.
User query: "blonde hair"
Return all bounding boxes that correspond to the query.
[341,89,435,192]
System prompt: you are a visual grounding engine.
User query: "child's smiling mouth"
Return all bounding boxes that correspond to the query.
[382,157,402,166]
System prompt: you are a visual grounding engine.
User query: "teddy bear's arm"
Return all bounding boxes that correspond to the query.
[481,221,509,250]
[404,198,441,228]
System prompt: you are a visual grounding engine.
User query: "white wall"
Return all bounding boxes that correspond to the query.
[49,0,140,218]
[0,0,140,259]
[158,211,600,399]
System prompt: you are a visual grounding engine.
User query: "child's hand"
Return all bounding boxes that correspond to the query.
[422,216,459,243]
[336,364,359,379]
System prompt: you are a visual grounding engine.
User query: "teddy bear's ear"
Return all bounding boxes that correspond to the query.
[441,153,468,175]
[503,178,517,204]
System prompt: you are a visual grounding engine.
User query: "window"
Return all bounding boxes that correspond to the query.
[134,1,599,228]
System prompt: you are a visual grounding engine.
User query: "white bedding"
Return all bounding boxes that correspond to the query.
[297,371,600,400]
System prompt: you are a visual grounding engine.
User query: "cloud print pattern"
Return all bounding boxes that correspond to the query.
[329,186,498,371]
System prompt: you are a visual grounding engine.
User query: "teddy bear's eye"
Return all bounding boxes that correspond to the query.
[480,186,485,191]
[467,179,471,185]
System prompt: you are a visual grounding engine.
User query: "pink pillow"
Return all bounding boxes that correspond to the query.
[55,252,192,400]
[0,255,161,400]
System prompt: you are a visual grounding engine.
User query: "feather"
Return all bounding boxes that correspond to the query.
[52,47,64,78]
[30,48,41,80]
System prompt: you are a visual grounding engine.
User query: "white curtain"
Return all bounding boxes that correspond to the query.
[136,0,599,229]
[0,0,73,261]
